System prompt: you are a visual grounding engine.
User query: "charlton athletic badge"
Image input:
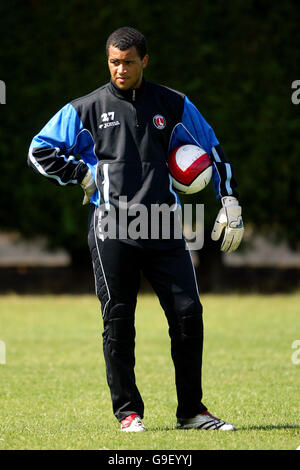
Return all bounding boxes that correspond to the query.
[153,114,166,129]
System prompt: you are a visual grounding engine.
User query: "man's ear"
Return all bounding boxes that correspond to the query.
[142,54,149,69]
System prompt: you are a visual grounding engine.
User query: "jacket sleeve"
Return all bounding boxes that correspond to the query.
[170,96,238,199]
[28,103,88,185]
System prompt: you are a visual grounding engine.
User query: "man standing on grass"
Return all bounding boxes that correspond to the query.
[28,27,244,432]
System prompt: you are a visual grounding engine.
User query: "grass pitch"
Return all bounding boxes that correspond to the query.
[0,293,299,450]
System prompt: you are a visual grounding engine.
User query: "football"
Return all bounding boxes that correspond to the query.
[168,144,212,194]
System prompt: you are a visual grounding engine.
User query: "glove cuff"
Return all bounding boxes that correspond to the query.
[80,169,92,188]
[221,196,239,208]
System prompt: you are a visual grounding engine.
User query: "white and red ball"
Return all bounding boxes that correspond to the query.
[168,144,212,194]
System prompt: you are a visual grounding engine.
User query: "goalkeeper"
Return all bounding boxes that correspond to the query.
[28,27,244,432]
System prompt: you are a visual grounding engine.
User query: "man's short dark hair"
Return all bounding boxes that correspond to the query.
[106,27,147,59]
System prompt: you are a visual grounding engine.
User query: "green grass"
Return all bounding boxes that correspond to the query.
[0,293,299,450]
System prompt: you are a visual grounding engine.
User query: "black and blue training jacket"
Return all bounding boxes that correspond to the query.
[28,79,238,209]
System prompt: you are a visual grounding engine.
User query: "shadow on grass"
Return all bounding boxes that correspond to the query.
[237,424,300,431]
[147,427,177,432]
[147,424,300,432]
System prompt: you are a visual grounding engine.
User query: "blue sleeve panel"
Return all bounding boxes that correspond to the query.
[29,103,83,153]
[169,96,237,199]
[28,103,99,205]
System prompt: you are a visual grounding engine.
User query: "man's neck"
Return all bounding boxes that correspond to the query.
[109,78,146,99]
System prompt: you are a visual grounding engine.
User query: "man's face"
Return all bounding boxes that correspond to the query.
[108,45,149,90]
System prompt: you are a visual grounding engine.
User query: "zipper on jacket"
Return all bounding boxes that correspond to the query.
[132,89,139,128]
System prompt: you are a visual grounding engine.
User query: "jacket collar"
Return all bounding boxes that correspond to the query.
[108,78,146,101]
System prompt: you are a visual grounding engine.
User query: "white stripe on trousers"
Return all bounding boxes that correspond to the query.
[93,207,111,318]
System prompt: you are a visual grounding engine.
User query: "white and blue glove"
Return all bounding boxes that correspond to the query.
[80,169,96,205]
[211,196,244,253]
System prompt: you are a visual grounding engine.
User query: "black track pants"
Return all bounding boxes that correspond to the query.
[88,206,207,421]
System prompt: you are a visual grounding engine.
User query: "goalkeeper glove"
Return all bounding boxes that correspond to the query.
[211,196,244,253]
[80,169,96,205]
